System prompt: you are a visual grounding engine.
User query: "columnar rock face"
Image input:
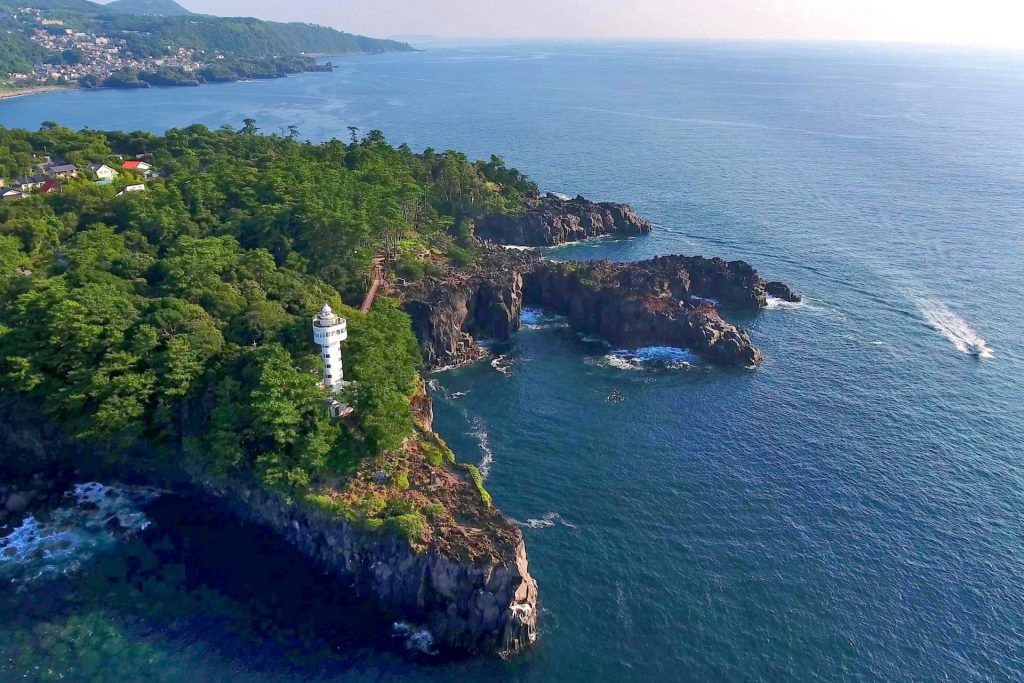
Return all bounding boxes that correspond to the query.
[214,477,539,656]
[0,396,540,658]
[403,254,530,369]
[475,194,652,246]
[401,250,799,371]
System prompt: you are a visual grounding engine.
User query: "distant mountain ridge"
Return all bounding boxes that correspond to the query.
[0,0,414,60]
[104,0,193,16]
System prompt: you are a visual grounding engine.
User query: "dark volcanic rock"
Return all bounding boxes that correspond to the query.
[401,250,798,370]
[209,477,538,657]
[525,259,763,366]
[403,252,531,369]
[765,280,802,303]
[475,194,652,246]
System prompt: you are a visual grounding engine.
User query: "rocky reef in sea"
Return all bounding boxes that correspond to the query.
[475,193,652,246]
[400,249,799,370]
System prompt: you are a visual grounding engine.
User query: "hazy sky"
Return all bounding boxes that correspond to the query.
[168,0,1024,48]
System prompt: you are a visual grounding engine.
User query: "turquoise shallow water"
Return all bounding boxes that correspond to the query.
[2,41,1024,681]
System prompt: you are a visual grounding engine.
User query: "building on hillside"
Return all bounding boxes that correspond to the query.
[13,176,46,191]
[47,164,78,178]
[122,160,152,172]
[2,189,27,201]
[115,184,146,196]
[89,164,118,181]
[39,180,61,194]
[312,303,354,418]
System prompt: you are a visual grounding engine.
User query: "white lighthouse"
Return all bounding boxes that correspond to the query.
[312,303,348,394]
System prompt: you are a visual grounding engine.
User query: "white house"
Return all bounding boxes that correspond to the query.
[90,164,119,181]
[116,184,146,196]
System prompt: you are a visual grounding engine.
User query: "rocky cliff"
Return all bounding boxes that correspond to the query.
[402,251,533,369]
[208,475,537,656]
[0,395,539,657]
[401,250,799,370]
[475,194,652,246]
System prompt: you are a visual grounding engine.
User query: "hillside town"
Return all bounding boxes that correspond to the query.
[0,156,156,200]
[3,6,202,86]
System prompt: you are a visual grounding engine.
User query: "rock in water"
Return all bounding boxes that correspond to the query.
[5,492,30,513]
[765,280,802,303]
[475,194,652,246]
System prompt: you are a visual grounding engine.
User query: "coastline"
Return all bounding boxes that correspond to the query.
[0,85,75,101]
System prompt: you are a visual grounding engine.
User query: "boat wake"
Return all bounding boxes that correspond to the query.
[917,299,994,359]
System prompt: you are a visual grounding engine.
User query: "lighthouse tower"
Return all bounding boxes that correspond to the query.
[312,303,348,394]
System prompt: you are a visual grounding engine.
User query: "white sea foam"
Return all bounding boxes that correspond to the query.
[0,483,159,585]
[501,245,536,251]
[520,307,568,330]
[450,390,471,399]
[392,622,437,655]
[550,192,573,200]
[765,294,807,310]
[917,299,994,359]
[616,583,633,631]
[598,346,696,370]
[510,512,577,530]
[600,354,643,371]
[470,417,494,479]
[579,335,610,346]
[490,354,513,375]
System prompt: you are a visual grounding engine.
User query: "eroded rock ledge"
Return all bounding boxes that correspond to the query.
[401,250,799,370]
[475,194,652,246]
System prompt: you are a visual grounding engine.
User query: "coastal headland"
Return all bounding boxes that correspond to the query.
[0,124,796,657]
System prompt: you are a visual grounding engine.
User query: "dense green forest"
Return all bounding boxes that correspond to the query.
[0,122,537,544]
[95,15,412,59]
[0,24,46,74]
[105,0,192,16]
[0,0,413,61]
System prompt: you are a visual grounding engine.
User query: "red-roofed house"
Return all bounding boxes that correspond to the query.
[40,180,61,194]
[122,160,154,177]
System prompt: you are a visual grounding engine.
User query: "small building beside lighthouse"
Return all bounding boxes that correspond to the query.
[312,303,348,398]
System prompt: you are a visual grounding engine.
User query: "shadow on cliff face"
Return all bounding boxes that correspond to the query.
[0,490,470,679]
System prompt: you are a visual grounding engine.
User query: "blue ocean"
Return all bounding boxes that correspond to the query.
[2,41,1024,681]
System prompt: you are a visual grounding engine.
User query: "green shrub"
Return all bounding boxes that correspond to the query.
[459,463,492,510]
[395,255,426,282]
[385,511,427,545]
